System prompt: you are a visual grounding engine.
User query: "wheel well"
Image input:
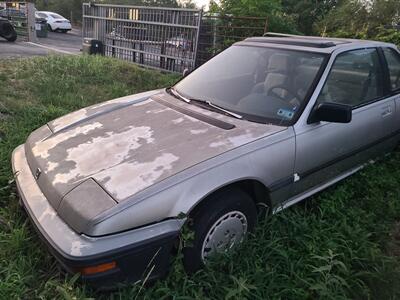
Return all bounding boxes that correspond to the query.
[188,179,271,219]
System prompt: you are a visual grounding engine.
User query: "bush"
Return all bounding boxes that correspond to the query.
[374,27,400,46]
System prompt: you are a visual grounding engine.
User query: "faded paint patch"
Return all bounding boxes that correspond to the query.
[146,108,171,114]
[190,129,208,135]
[38,206,57,222]
[53,126,154,185]
[46,161,59,172]
[184,115,199,122]
[70,240,90,256]
[96,153,179,199]
[209,132,257,148]
[32,122,103,159]
[172,117,184,124]
[209,140,229,148]
[228,132,256,147]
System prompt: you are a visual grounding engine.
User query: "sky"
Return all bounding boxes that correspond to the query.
[195,0,209,9]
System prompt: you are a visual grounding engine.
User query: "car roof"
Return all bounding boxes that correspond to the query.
[237,32,395,54]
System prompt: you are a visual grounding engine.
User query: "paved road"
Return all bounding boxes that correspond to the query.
[0,27,82,58]
[0,38,50,58]
[38,28,82,54]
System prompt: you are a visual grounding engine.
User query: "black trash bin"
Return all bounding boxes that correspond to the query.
[83,38,104,55]
[35,18,47,38]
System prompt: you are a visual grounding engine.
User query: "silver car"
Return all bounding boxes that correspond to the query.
[12,35,400,285]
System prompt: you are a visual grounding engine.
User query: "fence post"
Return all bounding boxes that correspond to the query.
[193,9,203,70]
[26,2,37,43]
[263,17,268,34]
[160,42,165,68]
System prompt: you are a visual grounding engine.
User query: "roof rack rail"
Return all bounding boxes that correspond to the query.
[263,32,302,38]
[246,37,338,48]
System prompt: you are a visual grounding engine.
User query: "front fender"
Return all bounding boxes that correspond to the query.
[88,127,295,236]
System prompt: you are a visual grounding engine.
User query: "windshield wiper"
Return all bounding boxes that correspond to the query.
[191,99,243,120]
[167,87,242,120]
[168,87,190,103]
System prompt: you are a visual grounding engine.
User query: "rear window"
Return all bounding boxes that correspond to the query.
[50,13,63,19]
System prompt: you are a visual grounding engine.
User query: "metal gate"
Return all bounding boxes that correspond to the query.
[83,3,202,73]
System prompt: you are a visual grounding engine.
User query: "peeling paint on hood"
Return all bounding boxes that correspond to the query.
[26,90,285,206]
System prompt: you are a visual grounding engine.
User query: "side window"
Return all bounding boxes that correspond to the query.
[317,48,384,107]
[383,48,400,92]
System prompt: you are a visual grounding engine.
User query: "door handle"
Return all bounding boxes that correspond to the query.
[382,105,393,117]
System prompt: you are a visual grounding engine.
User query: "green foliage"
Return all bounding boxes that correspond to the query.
[282,0,338,35]
[210,0,298,33]
[317,0,400,43]
[375,27,400,45]
[1,56,400,299]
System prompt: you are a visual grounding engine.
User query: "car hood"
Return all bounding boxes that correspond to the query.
[25,90,284,221]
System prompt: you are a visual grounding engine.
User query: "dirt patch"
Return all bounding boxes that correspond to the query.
[387,221,400,258]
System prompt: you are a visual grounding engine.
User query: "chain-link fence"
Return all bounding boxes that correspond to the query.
[83,3,202,73]
[82,3,268,73]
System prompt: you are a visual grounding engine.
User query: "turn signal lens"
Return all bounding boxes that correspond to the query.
[79,261,117,275]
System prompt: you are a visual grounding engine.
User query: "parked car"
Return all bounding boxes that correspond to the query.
[35,11,71,33]
[12,35,400,286]
[166,35,193,51]
[0,17,17,42]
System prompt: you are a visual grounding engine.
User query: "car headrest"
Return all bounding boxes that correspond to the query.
[267,53,292,73]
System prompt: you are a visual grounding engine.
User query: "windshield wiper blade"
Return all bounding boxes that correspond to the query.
[168,87,191,103]
[168,88,242,120]
[192,99,243,120]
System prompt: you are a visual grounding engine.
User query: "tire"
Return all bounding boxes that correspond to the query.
[0,21,17,42]
[183,188,257,273]
[47,24,53,32]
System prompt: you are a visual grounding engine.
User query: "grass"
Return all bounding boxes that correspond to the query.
[0,55,400,299]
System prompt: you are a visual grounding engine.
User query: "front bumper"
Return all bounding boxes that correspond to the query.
[11,144,182,286]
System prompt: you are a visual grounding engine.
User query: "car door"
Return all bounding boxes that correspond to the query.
[292,47,396,196]
[382,47,400,136]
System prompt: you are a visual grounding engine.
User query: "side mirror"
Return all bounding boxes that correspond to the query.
[310,102,352,123]
[182,68,190,77]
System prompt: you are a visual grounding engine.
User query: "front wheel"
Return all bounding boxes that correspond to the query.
[183,188,257,273]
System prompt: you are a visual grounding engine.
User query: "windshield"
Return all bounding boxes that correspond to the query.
[174,45,326,125]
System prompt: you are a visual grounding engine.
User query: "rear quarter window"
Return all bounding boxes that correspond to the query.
[383,48,400,92]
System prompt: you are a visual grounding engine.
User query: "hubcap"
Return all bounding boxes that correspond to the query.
[201,211,248,261]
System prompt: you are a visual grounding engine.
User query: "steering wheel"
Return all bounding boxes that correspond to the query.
[267,85,301,107]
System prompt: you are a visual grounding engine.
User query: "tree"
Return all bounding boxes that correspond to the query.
[208,0,298,33]
[316,0,400,39]
[281,0,338,35]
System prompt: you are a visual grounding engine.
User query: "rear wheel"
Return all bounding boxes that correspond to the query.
[0,21,17,42]
[183,188,257,273]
